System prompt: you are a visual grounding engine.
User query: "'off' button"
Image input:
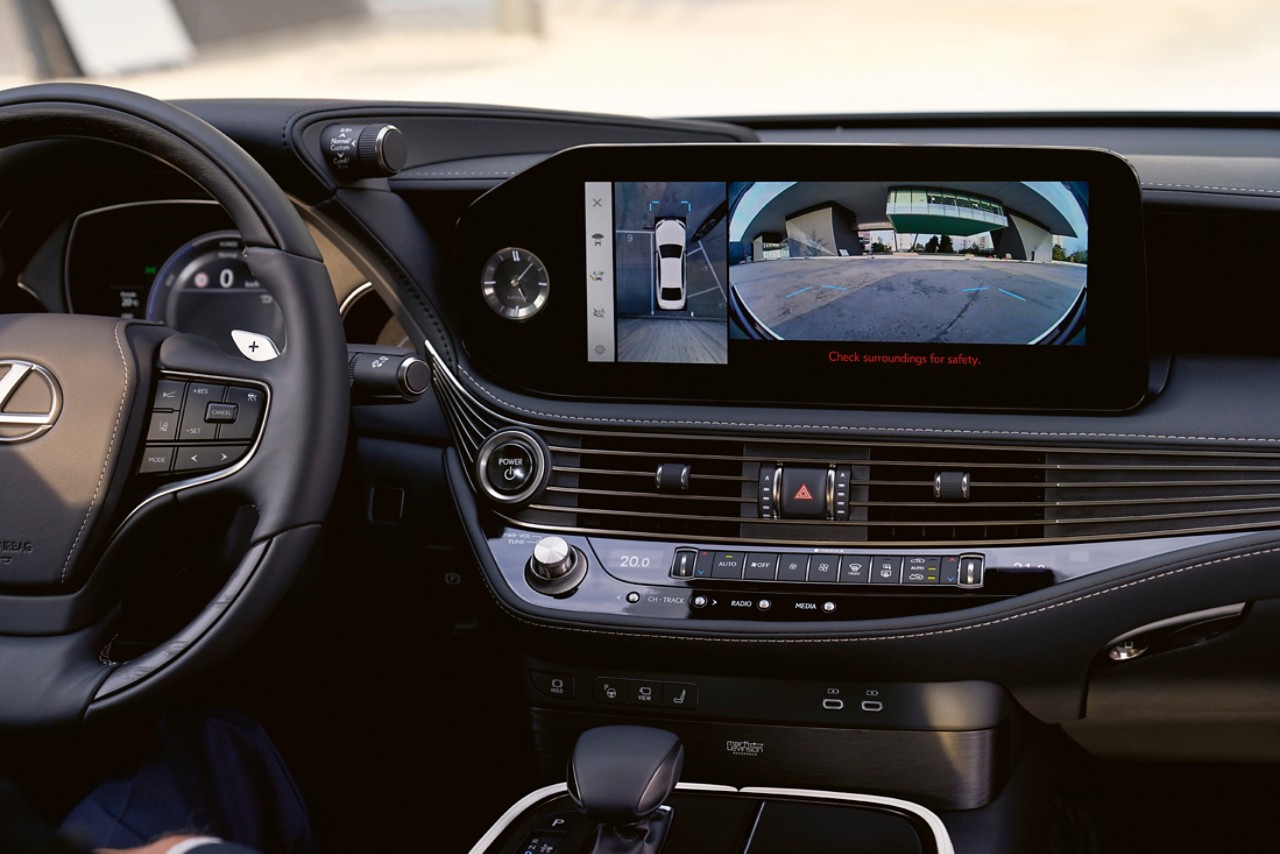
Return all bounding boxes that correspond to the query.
[486,442,536,494]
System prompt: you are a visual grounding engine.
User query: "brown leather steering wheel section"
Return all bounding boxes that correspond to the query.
[0,84,349,726]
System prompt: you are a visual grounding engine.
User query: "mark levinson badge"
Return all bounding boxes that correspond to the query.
[0,360,62,442]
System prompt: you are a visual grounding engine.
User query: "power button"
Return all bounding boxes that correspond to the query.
[486,441,534,494]
[476,429,548,505]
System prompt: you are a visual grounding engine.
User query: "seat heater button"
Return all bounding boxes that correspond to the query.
[662,681,698,708]
[174,445,248,473]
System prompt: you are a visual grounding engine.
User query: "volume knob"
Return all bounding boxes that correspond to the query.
[531,536,575,579]
[527,536,587,595]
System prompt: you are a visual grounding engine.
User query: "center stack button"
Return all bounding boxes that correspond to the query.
[779,466,829,519]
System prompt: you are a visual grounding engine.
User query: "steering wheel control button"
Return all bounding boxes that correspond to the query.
[743,553,779,581]
[529,670,575,700]
[205,402,238,423]
[184,381,225,409]
[476,429,547,505]
[219,387,265,441]
[147,412,179,441]
[872,556,903,584]
[138,446,175,474]
[486,441,535,495]
[780,466,829,519]
[152,380,186,410]
[174,445,248,473]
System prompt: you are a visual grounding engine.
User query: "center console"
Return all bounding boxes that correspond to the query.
[431,141,1266,851]
[471,726,957,854]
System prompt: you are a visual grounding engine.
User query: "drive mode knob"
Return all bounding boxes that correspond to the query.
[476,429,548,505]
[321,123,408,178]
[528,536,587,595]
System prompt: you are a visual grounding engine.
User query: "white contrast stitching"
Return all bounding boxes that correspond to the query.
[1142,182,1280,195]
[60,320,131,584]
[399,169,519,178]
[458,367,1280,444]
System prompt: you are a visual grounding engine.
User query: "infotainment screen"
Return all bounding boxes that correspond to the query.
[460,145,1147,411]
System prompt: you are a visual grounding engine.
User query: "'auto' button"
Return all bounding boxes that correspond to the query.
[486,441,536,495]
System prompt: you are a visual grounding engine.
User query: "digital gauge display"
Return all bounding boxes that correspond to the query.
[146,231,285,356]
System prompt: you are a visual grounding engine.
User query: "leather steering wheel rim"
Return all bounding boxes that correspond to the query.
[0,83,349,726]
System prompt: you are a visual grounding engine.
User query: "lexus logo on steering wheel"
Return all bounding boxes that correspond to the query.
[0,360,62,443]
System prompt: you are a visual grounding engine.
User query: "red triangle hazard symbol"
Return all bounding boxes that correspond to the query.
[793,483,814,501]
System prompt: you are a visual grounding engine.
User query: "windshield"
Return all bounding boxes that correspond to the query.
[1,0,1275,116]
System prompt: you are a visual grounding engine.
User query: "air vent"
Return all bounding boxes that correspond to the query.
[1045,451,1280,539]
[433,360,1280,545]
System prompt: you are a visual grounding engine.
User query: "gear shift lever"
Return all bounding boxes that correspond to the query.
[567,726,684,854]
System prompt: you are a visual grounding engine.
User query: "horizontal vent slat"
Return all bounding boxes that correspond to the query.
[430,355,1280,546]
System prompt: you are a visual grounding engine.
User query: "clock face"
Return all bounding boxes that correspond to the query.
[480,247,550,320]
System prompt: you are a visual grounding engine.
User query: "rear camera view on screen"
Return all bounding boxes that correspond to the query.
[728,181,1089,345]
[613,181,729,363]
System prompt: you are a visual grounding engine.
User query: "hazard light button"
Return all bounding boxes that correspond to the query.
[779,466,829,519]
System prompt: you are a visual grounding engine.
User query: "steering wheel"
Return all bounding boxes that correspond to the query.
[0,84,348,726]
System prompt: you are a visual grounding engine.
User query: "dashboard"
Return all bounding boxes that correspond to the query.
[3,98,1280,851]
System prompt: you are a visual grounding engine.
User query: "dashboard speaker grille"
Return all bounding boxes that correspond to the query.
[433,360,1280,546]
